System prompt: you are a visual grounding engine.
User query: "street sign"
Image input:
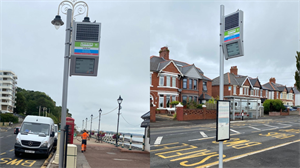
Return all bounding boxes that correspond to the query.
[216,100,230,141]
[70,21,101,76]
[222,10,244,60]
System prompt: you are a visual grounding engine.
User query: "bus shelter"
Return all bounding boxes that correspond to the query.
[224,96,261,120]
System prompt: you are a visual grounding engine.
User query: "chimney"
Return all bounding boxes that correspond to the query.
[159,47,170,60]
[230,66,238,75]
[269,77,276,84]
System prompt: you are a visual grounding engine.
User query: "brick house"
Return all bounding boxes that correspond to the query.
[150,47,212,114]
[262,78,294,106]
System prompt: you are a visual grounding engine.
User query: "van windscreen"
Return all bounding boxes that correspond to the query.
[21,122,50,135]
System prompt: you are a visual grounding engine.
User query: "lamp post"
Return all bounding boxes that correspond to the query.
[51,1,89,167]
[98,108,102,139]
[90,114,93,137]
[82,120,84,132]
[116,95,123,147]
[86,118,88,130]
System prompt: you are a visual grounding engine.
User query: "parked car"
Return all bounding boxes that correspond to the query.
[284,105,296,111]
[14,115,55,157]
[14,127,20,134]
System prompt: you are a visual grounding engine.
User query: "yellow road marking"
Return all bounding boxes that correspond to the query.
[196,139,300,168]
[9,149,14,152]
[0,152,6,155]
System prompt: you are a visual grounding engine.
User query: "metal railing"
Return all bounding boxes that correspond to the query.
[91,132,145,151]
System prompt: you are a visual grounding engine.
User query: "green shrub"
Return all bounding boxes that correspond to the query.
[263,99,285,114]
[170,101,180,106]
[186,100,197,109]
[0,113,18,123]
[197,104,203,109]
[173,113,177,120]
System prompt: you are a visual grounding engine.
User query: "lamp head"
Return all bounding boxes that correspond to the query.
[117,95,123,104]
[99,108,102,113]
[51,15,64,29]
[82,16,90,22]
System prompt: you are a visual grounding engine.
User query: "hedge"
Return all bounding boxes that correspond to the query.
[0,113,18,123]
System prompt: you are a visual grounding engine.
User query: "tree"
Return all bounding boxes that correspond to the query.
[14,92,26,114]
[295,51,300,91]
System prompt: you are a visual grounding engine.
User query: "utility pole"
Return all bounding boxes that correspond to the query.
[98,109,102,138]
[90,114,93,137]
[39,106,41,116]
[86,118,88,130]
[82,120,84,132]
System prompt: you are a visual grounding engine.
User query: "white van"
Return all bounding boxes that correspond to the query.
[14,115,55,157]
[54,124,58,146]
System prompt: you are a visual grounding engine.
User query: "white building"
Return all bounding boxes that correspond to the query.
[293,86,300,106]
[0,70,17,113]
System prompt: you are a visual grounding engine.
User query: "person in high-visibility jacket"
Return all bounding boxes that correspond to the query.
[81,130,89,152]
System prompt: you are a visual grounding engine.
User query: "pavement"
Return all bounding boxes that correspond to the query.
[47,136,150,168]
[151,114,291,128]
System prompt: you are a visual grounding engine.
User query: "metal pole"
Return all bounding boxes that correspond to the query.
[98,112,101,139]
[82,120,84,131]
[219,5,224,168]
[39,106,41,116]
[86,118,87,130]
[116,104,120,147]
[90,115,93,137]
[58,8,72,168]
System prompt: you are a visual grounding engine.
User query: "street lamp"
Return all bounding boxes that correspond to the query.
[86,118,88,130]
[90,114,93,137]
[116,95,123,147]
[51,1,90,167]
[98,108,102,141]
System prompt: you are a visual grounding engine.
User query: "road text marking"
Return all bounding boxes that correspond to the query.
[154,136,163,145]
[200,131,208,137]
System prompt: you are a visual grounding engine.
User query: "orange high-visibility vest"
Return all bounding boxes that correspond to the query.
[81,132,89,140]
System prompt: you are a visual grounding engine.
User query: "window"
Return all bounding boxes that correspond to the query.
[166,95,170,107]
[287,94,289,100]
[159,95,164,108]
[172,95,176,102]
[150,73,152,85]
[166,76,170,87]
[240,87,243,95]
[183,79,187,89]
[203,82,207,91]
[189,79,192,89]
[233,86,236,95]
[194,96,197,102]
[251,90,253,96]
[182,96,187,105]
[159,75,164,86]
[172,77,176,87]
[194,79,197,90]
[189,96,193,102]
[260,89,262,97]
[266,90,268,98]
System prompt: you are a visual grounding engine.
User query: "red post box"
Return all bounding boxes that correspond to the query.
[66,117,75,144]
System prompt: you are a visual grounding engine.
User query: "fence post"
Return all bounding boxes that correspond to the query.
[122,134,125,148]
[142,135,145,151]
[129,134,132,150]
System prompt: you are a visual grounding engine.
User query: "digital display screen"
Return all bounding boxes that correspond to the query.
[225,13,239,30]
[75,58,95,74]
[226,42,240,57]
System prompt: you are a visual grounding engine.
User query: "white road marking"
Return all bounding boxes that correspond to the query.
[248,126,261,130]
[264,124,278,128]
[107,152,116,154]
[114,159,132,161]
[188,136,215,141]
[230,129,240,134]
[278,123,292,128]
[200,131,208,137]
[154,136,163,145]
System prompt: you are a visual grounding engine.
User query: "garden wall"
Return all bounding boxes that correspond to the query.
[181,108,217,121]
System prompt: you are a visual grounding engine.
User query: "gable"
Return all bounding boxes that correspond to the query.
[283,87,287,92]
[185,66,201,79]
[161,61,181,74]
[254,80,260,88]
[243,79,251,86]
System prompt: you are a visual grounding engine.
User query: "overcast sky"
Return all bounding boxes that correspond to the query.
[150,0,299,87]
[0,0,149,134]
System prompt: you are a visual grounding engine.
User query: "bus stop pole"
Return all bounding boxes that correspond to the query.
[219,5,224,168]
